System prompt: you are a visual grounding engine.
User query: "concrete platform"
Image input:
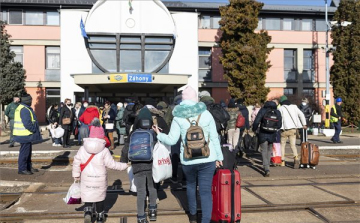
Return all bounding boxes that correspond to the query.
[313,206,360,222]
[316,184,360,201]
[242,210,323,223]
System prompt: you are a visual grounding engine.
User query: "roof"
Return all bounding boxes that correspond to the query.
[331,0,341,7]
[0,0,338,13]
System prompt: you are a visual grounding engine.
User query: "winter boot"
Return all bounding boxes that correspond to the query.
[108,132,115,150]
[148,205,157,221]
[293,156,300,169]
[84,206,93,223]
[137,214,149,223]
[96,211,107,223]
[189,214,197,223]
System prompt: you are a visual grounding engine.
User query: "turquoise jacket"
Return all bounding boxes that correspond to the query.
[157,100,223,166]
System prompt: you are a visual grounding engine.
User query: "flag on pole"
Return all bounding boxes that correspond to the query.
[129,0,133,11]
[80,18,88,39]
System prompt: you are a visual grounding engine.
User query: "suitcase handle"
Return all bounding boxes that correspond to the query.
[302,128,308,142]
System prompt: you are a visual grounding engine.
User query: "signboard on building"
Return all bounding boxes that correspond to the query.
[109,73,152,83]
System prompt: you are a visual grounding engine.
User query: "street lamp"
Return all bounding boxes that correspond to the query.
[324,0,351,128]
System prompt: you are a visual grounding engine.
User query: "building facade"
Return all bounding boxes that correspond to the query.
[0,0,339,123]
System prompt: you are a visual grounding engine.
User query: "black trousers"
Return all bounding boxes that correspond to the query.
[63,129,71,146]
[85,201,104,213]
[18,142,32,172]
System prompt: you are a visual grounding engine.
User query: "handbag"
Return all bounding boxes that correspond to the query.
[62,118,71,125]
[105,123,114,130]
[80,154,95,172]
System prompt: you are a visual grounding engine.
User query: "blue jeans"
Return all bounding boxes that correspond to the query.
[332,120,342,142]
[182,161,216,223]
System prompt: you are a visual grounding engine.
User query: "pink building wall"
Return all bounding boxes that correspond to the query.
[266,49,284,82]
[5,25,60,40]
[24,46,45,82]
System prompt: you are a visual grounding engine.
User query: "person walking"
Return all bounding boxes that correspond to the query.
[102,101,116,150]
[115,102,126,145]
[13,94,42,175]
[59,98,74,148]
[252,101,282,177]
[226,100,240,149]
[330,97,344,144]
[278,98,307,168]
[299,98,313,125]
[5,96,20,147]
[72,120,128,223]
[153,86,223,223]
[79,103,100,144]
[236,98,250,147]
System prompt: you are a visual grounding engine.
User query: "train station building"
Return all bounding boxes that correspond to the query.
[1,0,340,122]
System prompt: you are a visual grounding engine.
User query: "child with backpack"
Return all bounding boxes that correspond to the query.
[121,107,167,223]
[72,118,128,223]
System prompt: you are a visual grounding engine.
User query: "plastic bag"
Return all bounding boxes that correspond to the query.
[152,142,172,183]
[51,127,64,139]
[271,143,282,164]
[127,166,137,193]
[63,180,81,204]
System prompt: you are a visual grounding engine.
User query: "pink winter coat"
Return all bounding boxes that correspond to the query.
[251,107,261,126]
[72,138,127,202]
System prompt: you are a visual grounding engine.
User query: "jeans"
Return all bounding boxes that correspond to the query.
[9,119,14,145]
[280,129,298,160]
[182,161,216,223]
[54,138,62,145]
[260,141,273,171]
[18,142,32,172]
[332,120,342,142]
[84,201,104,213]
[134,171,157,217]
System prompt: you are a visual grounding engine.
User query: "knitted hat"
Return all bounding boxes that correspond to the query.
[182,86,198,102]
[200,96,215,105]
[89,126,105,139]
[157,101,168,110]
[199,90,211,98]
[228,101,236,108]
[279,95,288,103]
[117,102,123,108]
[21,94,32,106]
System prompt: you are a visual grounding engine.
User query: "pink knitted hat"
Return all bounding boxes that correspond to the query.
[182,86,198,102]
[89,126,105,139]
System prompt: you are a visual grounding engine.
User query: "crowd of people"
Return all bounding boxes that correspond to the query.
[4,88,346,223]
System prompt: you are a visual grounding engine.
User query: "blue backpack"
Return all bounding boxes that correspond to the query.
[128,119,155,162]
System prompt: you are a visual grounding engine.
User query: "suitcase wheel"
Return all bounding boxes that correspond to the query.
[300,164,304,168]
[307,165,310,168]
[312,166,316,170]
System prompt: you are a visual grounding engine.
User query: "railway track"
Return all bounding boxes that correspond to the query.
[0,180,359,222]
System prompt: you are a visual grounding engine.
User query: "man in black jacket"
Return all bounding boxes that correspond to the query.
[236,98,250,147]
[252,101,282,177]
[330,97,343,143]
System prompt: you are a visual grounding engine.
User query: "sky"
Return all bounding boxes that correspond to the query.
[165,0,332,7]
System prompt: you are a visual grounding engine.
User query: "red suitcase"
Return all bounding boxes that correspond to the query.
[211,169,241,223]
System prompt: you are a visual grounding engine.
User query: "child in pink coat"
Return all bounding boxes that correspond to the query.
[72,118,127,223]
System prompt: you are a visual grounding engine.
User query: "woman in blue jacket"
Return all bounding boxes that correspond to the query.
[153,86,223,223]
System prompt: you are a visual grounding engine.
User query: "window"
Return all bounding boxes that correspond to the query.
[47,12,59,25]
[198,47,212,82]
[46,89,61,111]
[9,10,22,24]
[10,46,23,64]
[303,89,315,97]
[256,18,262,30]
[46,47,60,69]
[200,15,221,29]
[283,18,294,30]
[1,10,8,23]
[25,11,44,25]
[265,18,280,30]
[316,19,327,32]
[303,49,315,82]
[284,88,296,95]
[301,19,313,31]
[89,34,174,73]
[284,49,297,82]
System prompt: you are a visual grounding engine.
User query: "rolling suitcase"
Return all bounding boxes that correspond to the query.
[211,169,241,223]
[300,129,320,169]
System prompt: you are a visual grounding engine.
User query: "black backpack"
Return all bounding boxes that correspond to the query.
[261,109,281,133]
[207,104,230,133]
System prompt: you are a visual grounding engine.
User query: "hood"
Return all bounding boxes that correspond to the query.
[85,106,99,113]
[172,100,207,119]
[226,107,239,112]
[83,138,106,154]
[149,107,164,117]
[238,104,247,110]
[263,101,277,109]
[200,96,215,106]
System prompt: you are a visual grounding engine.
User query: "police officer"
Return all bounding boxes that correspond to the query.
[330,97,343,144]
[13,94,42,175]
[5,96,20,147]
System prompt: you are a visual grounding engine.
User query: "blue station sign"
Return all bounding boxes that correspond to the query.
[128,73,152,83]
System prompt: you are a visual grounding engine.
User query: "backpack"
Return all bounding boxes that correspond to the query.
[128,119,155,162]
[182,114,210,159]
[236,112,245,128]
[207,104,230,133]
[261,109,281,133]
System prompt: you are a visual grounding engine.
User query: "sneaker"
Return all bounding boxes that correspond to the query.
[9,144,14,148]
[52,143,56,147]
[294,156,300,169]
[168,177,178,184]
[336,141,343,144]
[137,215,149,223]
[281,161,285,167]
[84,206,93,223]
[148,207,157,221]
[96,211,107,223]
[189,214,197,223]
[264,170,270,177]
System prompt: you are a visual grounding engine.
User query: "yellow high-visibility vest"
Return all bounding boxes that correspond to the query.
[13,104,34,136]
[330,105,339,123]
